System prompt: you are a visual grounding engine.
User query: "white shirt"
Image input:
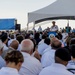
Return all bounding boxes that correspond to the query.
[39,63,73,75]
[38,27,42,32]
[8,39,15,46]
[30,34,34,38]
[41,48,55,68]
[17,44,21,51]
[67,60,75,69]
[3,43,8,51]
[38,39,44,45]
[19,52,42,75]
[8,39,14,46]
[0,56,6,69]
[0,67,19,75]
[62,32,68,42]
[38,43,49,55]
[50,25,58,32]
[67,60,75,74]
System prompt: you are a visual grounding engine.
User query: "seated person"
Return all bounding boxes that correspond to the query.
[39,48,73,75]
[0,40,6,69]
[67,45,75,74]
[0,50,24,75]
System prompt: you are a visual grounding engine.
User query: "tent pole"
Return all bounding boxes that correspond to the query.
[33,22,35,31]
[67,19,69,26]
[27,23,29,32]
[27,13,29,32]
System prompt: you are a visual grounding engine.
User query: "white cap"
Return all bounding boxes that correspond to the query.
[0,40,3,50]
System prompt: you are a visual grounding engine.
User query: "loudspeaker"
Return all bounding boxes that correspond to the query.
[15,24,21,32]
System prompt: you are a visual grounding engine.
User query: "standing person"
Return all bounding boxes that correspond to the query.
[0,50,24,75]
[39,48,73,75]
[38,26,42,32]
[62,29,68,43]
[50,21,58,32]
[65,22,71,33]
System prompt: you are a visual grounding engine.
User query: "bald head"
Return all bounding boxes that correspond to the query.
[21,39,34,52]
[51,37,59,43]
[51,39,62,50]
[10,40,19,50]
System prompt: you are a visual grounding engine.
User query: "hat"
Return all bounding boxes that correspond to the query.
[55,48,71,61]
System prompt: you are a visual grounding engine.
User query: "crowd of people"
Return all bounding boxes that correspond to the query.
[0,21,75,75]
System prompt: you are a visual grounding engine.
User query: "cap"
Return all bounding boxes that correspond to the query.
[55,48,71,61]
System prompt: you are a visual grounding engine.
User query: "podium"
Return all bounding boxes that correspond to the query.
[48,31,57,38]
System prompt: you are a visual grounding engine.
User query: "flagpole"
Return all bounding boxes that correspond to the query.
[67,19,69,26]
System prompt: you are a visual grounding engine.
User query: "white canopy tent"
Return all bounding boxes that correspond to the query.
[27,0,75,30]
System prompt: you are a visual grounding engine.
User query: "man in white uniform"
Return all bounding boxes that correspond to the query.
[41,38,61,68]
[38,26,42,32]
[50,21,58,32]
[19,39,42,75]
[62,29,68,42]
[39,48,73,75]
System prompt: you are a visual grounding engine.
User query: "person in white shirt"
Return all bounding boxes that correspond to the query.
[8,34,15,46]
[38,38,50,55]
[39,48,73,75]
[41,38,62,68]
[50,21,58,32]
[62,29,68,42]
[0,32,8,51]
[16,35,24,51]
[19,39,42,75]
[38,26,42,32]
[1,40,19,59]
[67,44,75,74]
[0,50,24,75]
[39,34,47,45]
[0,40,6,69]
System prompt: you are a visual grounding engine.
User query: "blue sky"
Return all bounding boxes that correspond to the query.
[0,0,75,30]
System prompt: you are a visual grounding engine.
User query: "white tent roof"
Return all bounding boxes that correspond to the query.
[28,0,75,23]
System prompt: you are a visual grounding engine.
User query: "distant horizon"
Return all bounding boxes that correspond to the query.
[27,20,75,31]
